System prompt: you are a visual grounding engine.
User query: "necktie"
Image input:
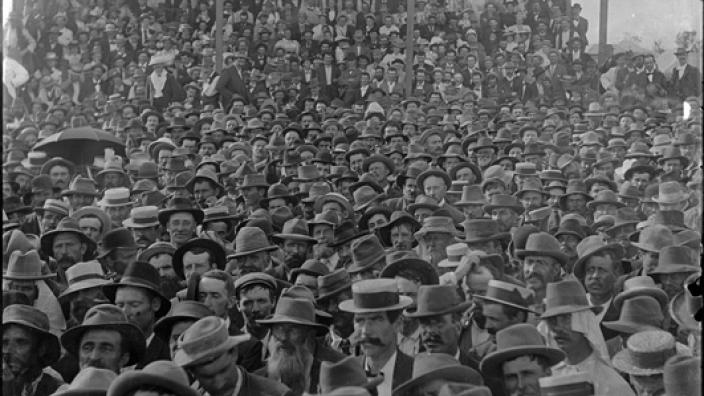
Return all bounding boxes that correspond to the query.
[339,338,351,354]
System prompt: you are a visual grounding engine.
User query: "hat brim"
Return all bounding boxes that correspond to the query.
[256,315,329,336]
[540,304,593,319]
[107,370,201,396]
[404,300,473,318]
[316,282,353,303]
[272,233,317,243]
[58,279,111,306]
[61,322,146,366]
[379,259,439,285]
[339,295,413,314]
[172,238,227,280]
[514,249,567,265]
[612,348,667,375]
[3,271,56,280]
[172,334,251,367]
[669,290,700,332]
[474,295,538,314]
[602,319,659,335]
[227,244,277,259]
[393,364,480,395]
[573,243,625,279]
[613,288,668,312]
[480,345,564,377]
[158,208,204,226]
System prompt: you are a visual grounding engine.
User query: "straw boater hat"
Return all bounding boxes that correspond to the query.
[339,278,413,314]
[173,316,251,367]
[663,355,701,396]
[97,187,133,208]
[61,304,146,366]
[480,323,564,376]
[612,330,678,376]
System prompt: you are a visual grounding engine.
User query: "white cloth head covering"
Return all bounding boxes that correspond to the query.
[538,309,610,364]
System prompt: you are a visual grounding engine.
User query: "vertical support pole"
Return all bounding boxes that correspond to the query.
[215,0,224,74]
[598,0,609,67]
[404,0,415,96]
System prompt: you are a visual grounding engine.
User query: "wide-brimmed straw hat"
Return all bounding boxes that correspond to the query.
[612,330,677,375]
[338,278,413,315]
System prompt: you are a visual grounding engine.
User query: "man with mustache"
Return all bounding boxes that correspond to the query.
[172,238,227,283]
[515,232,568,314]
[41,157,75,191]
[572,236,626,342]
[36,199,70,234]
[414,216,459,268]
[316,269,355,355]
[103,261,172,368]
[257,295,345,395]
[225,227,280,278]
[469,280,538,396]
[40,217,97,289]
[97,228,139,281]
[405,285,475,369]
[234,272,277,341]
[273,219,316,271]
[553,218,586,274]
[185,169,224,209]
[58,261,111,330]
[539,279,635,396]
[59,304,146,375]
[339,278,415,396]
[327,220,362,270]
[3,305,64,396]
[123,206,161,253]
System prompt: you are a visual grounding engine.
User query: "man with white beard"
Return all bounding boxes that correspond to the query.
[256,296,344,395]
[414,216,459,268]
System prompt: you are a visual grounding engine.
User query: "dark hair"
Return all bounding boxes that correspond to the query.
[501,304,528,323]
[237,282,276,302]
[202,269,235,297]
[502,354,552,374]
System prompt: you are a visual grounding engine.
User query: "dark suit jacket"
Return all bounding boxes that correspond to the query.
[239,369,294,396]
[136,334,171,369]
[3,371,63,396]
[216,65,251,108]
[599,299,621,342]
[391,349,415,389]
[671,64,701,99]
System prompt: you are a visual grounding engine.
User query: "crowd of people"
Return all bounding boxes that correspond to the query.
[2,0,703,396]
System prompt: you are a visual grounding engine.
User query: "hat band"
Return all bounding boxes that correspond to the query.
[131,216,159,225]
[103,197,132,205]
[319,280,350,296]
[629,347,676,369]
[352,291,399,310]
[69,273,106,284]
[484,287,529,308]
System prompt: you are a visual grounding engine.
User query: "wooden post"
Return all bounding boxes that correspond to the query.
[215,0,224,74]
[404,0,415,96]
[598,0,608,67]
[566,0,573,42]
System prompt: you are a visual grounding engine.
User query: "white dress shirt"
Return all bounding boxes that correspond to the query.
[366,351,397,396]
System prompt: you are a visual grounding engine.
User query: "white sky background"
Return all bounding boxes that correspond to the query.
[580,0,703,50]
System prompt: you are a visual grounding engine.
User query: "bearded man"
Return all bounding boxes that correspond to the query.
[414,216,458,268]
[256,296,345,395]
[272,219,316,271]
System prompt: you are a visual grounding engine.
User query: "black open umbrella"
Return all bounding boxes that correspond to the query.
[32,127,126,165]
